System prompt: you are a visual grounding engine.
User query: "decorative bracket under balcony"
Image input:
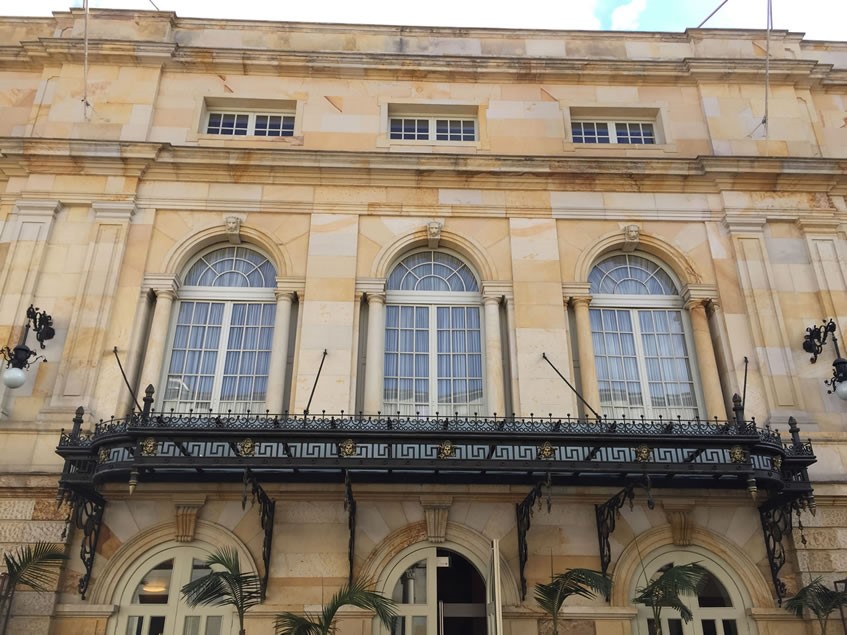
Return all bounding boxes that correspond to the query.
[242,470,275,600]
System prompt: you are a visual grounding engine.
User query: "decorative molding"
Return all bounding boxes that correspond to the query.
[622,224,640,252]
[427,221,443,248]
[225,216,242,244]
[174,497,206,543]
[420,496,452,544]
[662,500,695,546]
[681,283,719,304]
[723,215,767,234]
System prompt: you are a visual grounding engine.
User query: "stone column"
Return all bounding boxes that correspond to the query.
[687,299,726,419]
[363,293,386,414]
[483,295,506,417]
[138,278,178,396]
[265,289,294,414]
[569,295,602,418]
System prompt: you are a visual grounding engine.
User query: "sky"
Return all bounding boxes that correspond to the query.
[2,0,846,42]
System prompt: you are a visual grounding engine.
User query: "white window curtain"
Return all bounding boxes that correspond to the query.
[589,254,700,420]
[162,246,276,413]
[384,251,484,416]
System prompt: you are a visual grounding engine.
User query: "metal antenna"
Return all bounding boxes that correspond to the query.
[304,349,328,415]
[541,352,602,419]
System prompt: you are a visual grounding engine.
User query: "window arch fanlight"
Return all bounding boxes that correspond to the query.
[588,253,702,420]
[384,250,483,416]
[162,245,278,413]
[631,548,753,635]
[109,543,233,635]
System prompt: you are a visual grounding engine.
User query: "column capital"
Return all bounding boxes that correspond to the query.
[722,215,766,234]
[568,295,593,308]
[92,201,136,222]
[142,274,179,297]
[482,281,512,299]
[562,282,592,300]
[795,218,841,235]
[356,277,386,296]
[12,198,63,219]
[276,276,305,296]
[685,298,708,313]
[367,292,386,305]
[681,283,717,306]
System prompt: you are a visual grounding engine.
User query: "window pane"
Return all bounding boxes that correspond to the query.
[391,560,427,603]
[722,620,738,635]
[668,619,684,635]
[702,619,717,635]
[698,573,733,607]
[132,559,173,604]
[184,616,200,635]
[205,616,223,635]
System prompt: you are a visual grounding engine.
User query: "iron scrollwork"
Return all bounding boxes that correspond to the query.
[242,470,275,599]
[595,485,635,590]
[515,476,552,600]
[760,501,792,605]
[61,489,106,599]
[344,471,357,585]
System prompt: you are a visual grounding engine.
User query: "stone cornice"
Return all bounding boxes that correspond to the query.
[3,138,847,194]
[2,39,842,86]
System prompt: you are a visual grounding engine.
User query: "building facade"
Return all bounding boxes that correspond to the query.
[0,8,845,635]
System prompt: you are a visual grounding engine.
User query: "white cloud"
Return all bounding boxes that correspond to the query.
[611,0,648,30]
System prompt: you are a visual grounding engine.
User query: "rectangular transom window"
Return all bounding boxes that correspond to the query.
[572,120,656,144]
[205,112,295,137]
[389,116,477,142]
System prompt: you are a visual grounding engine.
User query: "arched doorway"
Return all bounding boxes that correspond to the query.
[387,546,488,635]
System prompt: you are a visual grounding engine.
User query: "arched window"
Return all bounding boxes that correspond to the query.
[384,251,483,415]
[632,550,751,635]
[588,254,701,419]
[382,545,489,635]
[162,246,277,412]
[111,547,232,635]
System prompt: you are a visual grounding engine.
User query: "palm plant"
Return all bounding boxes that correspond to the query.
[0,542,67,635]
[180,547,262,635]
[784,577,847,635]
[534,568,612,635]
[632,562,708,635]
[274,578,396,635]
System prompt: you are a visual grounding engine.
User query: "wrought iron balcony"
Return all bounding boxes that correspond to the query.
[54,388,816,604]
[57,388,813,497]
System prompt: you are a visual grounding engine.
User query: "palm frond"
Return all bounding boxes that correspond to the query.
[179,548,262,619]
[274,578,396,635]
[632,563,708,624]
[2,542,67,593]
[321,579,397,631]
[552,568,612,600]
[273,612,323,635]
[784,578,847,621]
[535,579,568,617]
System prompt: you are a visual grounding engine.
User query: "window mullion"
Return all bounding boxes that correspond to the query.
[631,309,653,418]
[210,303,233,411]
[430,305,439,414]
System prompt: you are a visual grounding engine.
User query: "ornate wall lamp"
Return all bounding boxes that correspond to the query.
[0,305,55,389]
[803,319,847,400]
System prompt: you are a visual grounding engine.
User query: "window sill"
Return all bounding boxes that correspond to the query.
[190,135,304,147]
[561,142,678,154]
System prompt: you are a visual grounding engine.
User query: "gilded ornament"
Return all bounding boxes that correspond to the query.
[98,447,109,464]
[141,437,157,456]
[634,445,651,462]
[772,455,783,471]
[338,438,357,457]
[537,441,555,460]
[729,446,746,464]
[238,438,255,457]
[438,440,455,459]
